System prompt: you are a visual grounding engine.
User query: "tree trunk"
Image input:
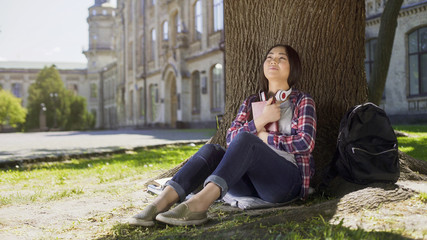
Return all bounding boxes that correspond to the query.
[368,0,404,105]
[211,0,367,187]
[149,0,427,191]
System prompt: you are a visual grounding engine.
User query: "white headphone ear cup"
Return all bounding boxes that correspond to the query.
[275,88,292,101]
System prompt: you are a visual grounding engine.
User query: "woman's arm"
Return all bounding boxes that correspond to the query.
[267,94,317,154]
[225,95,259,147]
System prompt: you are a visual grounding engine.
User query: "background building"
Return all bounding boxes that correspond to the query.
[365,0,427,123]
[2,0,424,131]
[112,0,225,129]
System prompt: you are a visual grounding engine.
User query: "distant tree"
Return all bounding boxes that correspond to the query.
[26,65,94,131]
[368,0,404,105]
[0,89,27,131]
[65,93,95,130]
[26,65,67,130]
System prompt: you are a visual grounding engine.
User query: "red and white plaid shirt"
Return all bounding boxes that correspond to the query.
[226,89,317,200]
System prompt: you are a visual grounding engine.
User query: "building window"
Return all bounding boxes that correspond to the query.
[11,83,22,98]
[151,28,156,60]
[163,21,169,40]
[175,13,181,33]
[192,71,201,114]
[365,38,377,83]
[408,27,427,96]
[129,90,134,119]
[194,0,202,40]
[140,0,144,14]
[91,109,97,123]
[213,0,223,32]
[68,84,78,95]
[90,83,98,99]
[150,84,159,121]
[139,87,145,118]
[211,63,223,111]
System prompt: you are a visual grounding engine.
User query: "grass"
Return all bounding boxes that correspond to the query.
[393,124,427,161]
[0,144,203,206]
[1,125,426,239]
[99,215,409,240]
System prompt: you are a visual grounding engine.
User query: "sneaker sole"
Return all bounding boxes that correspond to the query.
[128,217,155,227]
[155,214,208,226]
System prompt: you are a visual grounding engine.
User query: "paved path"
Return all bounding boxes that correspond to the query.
[0,129,214,167]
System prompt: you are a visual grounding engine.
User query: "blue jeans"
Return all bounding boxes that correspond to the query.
[165,132,302,203]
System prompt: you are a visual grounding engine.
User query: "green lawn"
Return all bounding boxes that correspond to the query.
[393,124,427,161]
[1,126,426,239]
[0,144,203,206]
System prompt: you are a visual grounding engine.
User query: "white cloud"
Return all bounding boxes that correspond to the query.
[0,56,7,61]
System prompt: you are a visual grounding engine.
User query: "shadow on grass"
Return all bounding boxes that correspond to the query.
[96,213,411,240]
[7,145,202,171]
[97,182,413,240]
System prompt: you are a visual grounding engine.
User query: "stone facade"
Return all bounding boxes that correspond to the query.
[6,1,424,130]
[365,0,427,123]
[114,0,225,129]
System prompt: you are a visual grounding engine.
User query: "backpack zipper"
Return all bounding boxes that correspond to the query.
[352,147,397,155]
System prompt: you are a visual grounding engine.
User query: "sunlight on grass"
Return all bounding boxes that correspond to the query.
[0,144,202,206]
[99,215,408,240]
[418,192,427,203]
[394,125,427,162]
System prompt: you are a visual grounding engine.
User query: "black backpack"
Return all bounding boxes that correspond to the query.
[324,102,400,185]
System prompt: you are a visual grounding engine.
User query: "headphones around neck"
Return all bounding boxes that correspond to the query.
[259,88,292,101]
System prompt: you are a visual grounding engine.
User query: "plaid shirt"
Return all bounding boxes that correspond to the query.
[226,89,317,200]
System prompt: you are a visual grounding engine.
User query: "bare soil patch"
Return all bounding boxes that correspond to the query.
[1,178,426,239]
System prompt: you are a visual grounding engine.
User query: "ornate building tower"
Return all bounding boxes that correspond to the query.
[83,0,117,128]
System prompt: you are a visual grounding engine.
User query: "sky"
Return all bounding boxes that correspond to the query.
[0,0,116,64]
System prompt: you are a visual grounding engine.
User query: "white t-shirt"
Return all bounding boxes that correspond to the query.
[268,100,297,166]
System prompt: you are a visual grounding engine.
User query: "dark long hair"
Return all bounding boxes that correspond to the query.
[258,44,302,96]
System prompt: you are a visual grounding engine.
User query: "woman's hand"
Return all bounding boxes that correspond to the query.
[254,97,281,133]
[263,97,281,121]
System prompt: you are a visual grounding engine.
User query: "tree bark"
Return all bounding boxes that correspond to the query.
[368,0,404,105]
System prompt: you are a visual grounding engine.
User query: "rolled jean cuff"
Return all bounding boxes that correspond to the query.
[164,180,186,203]
[204,175,228,199]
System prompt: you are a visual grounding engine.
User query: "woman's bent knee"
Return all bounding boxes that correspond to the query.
[199,144,225,156]
[193,144,225,165]
[230,132,258,147]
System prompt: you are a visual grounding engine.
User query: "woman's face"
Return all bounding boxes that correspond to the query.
[263,46,290,84]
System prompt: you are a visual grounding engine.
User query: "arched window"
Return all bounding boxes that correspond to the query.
[194,0,202,40]
[150,84,159,121]
[11,83,22,98]
[90,83,98,99]
[151,28,156,60]
[211,63,223,111]
[365,38,377,83]
[139,87,145,118]
[408,27,427,96]
[192,71,201,114]
[213,0,223,32]
[163,21,169,40]
[175,13,181,33]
